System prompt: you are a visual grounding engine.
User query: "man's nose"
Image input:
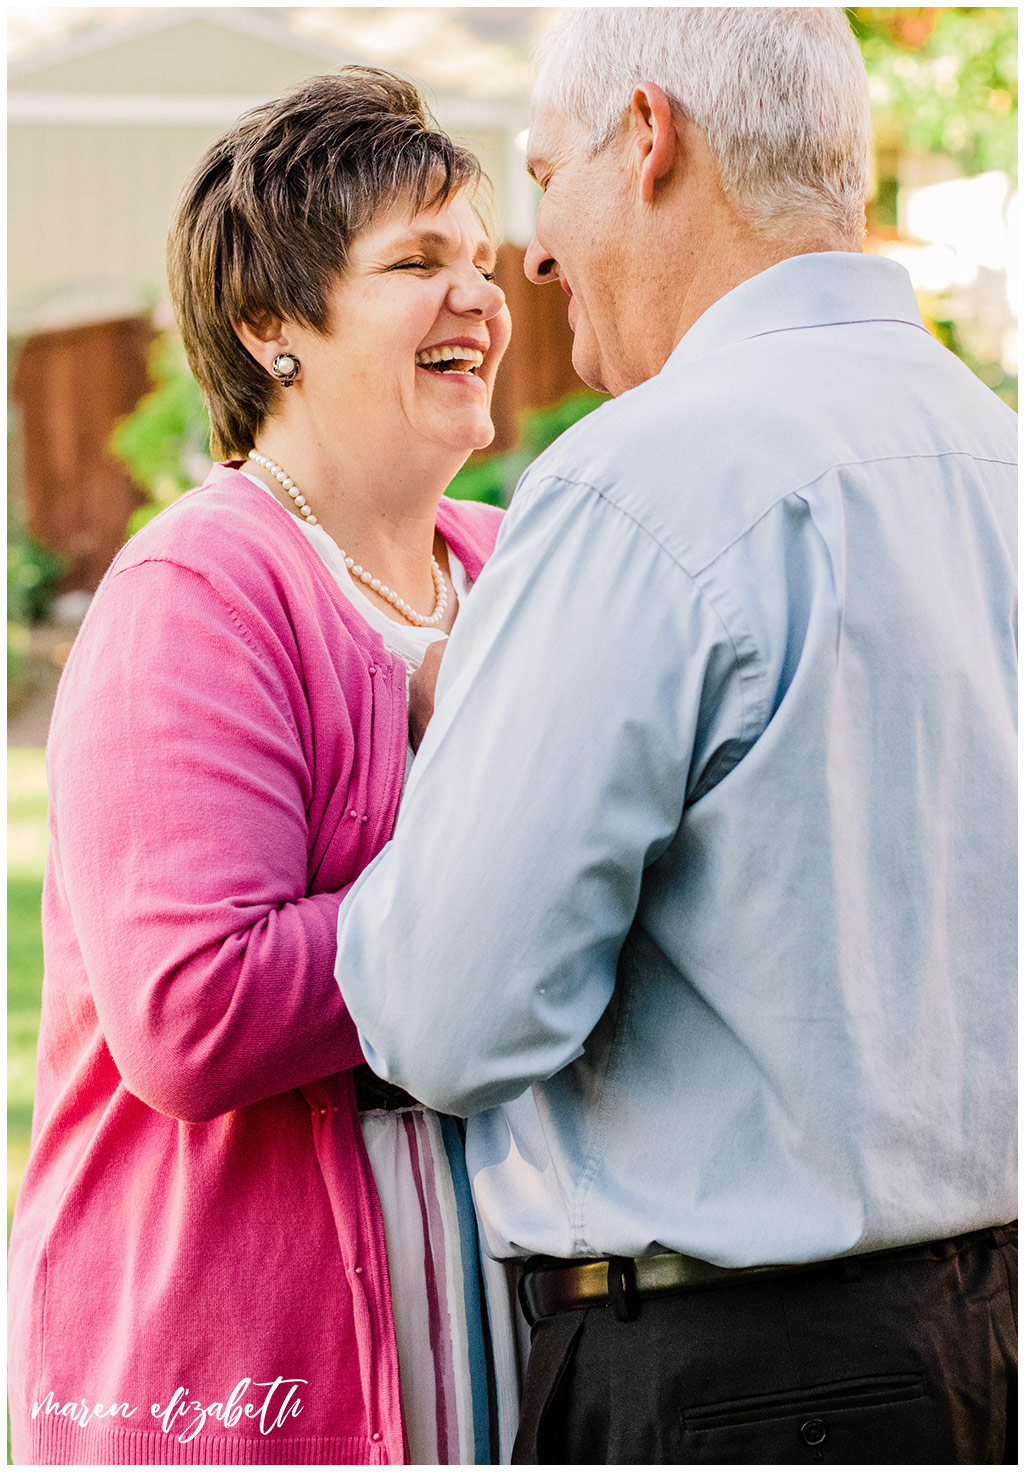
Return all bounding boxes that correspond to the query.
[524,236,558,284]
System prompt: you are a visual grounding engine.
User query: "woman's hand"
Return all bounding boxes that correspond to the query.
[409,638,447,751]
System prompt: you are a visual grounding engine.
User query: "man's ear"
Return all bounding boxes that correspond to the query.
[630,82,678,205]
[234,314,291,376]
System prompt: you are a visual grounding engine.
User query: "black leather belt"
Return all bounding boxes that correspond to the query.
[519,1222,1016,1325]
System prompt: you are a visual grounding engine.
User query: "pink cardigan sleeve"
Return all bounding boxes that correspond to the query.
[48,556,367,1122]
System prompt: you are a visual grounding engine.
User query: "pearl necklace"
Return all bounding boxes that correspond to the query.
[248,449,449,628]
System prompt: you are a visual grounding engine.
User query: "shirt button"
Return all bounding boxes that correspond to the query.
[319,1107,328,1116]
[361,815,369,823]
[800,1419,827,1447]
[371,1431,382,1442]
[368,665,377,676]
[354,1265,364,1276]
[349,809,358,819]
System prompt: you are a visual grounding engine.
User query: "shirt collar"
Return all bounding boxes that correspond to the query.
[665,251,928,372]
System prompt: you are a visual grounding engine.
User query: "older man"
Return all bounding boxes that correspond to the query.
[336,8,1016,1464]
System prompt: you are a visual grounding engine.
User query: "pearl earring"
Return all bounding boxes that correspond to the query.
[271,353,300,386]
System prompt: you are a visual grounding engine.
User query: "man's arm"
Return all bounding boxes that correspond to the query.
[336,472,743,1115]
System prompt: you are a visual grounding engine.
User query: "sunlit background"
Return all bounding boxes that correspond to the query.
[6,7,1019,1225]
[7,7,1018,364]
[7,7,1018,601]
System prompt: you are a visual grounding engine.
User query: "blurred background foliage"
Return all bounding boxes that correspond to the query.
[109,335,213,534]
[847,7,1018,415]
[446,390,609,506]
[848,7,1017,181]
[109,8,1017,531]
[8,747,48,1232]
[7,397,66,702]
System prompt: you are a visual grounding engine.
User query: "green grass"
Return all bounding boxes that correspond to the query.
[8,747,47,1232]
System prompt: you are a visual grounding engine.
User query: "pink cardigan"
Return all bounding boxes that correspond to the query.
[7,464,502,1466]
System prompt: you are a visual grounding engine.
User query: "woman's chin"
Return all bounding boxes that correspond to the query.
[439,415,496,455]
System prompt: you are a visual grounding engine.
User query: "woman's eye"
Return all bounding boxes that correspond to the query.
[391,260,495,282]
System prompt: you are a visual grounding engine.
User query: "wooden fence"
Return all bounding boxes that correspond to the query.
[11,317,153,592]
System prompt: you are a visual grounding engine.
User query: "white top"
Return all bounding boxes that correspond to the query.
[241,470,468,672]
[243,470,469,783]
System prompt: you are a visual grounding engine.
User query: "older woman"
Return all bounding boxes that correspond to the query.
[8,69,514,1465]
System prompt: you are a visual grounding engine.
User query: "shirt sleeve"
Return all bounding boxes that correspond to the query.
[335,473,749,1116]
[50,556,367,1123]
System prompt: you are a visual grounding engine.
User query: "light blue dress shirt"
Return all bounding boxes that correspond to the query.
[336,253,1017,1265]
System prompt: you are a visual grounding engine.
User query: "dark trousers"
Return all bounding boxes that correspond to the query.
[513,1227,1017,1464]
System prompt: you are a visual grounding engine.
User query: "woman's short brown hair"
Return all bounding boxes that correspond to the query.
[167,68,482,458]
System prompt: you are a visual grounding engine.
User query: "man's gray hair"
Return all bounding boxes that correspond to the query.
[534,7,872,241]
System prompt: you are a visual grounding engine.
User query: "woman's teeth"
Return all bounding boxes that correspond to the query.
[415,346,484,373]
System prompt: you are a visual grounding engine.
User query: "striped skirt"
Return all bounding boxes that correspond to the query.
[360,1107,526,1464]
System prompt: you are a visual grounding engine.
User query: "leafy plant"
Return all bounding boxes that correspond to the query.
[7,620,28,698]
[445,454,512,508]
[849,7,1018,180]
[7,538,67,626]
[110,334,211,532]
[924,307,1017,410]
[447,390,608,508]
[7,527,66,713]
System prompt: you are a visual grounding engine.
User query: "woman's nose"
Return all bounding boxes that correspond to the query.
[524,236,558,284]
[449,269,506,319]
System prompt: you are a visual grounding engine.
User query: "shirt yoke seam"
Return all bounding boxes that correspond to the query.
[689,448,1018,578]
[528,442,1013,745]
[607,479,770,740]
[525,475,770,740]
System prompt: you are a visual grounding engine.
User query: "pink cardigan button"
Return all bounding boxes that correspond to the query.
[371,1432,382,1442]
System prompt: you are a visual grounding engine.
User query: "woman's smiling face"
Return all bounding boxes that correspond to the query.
[293,191,511,459]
